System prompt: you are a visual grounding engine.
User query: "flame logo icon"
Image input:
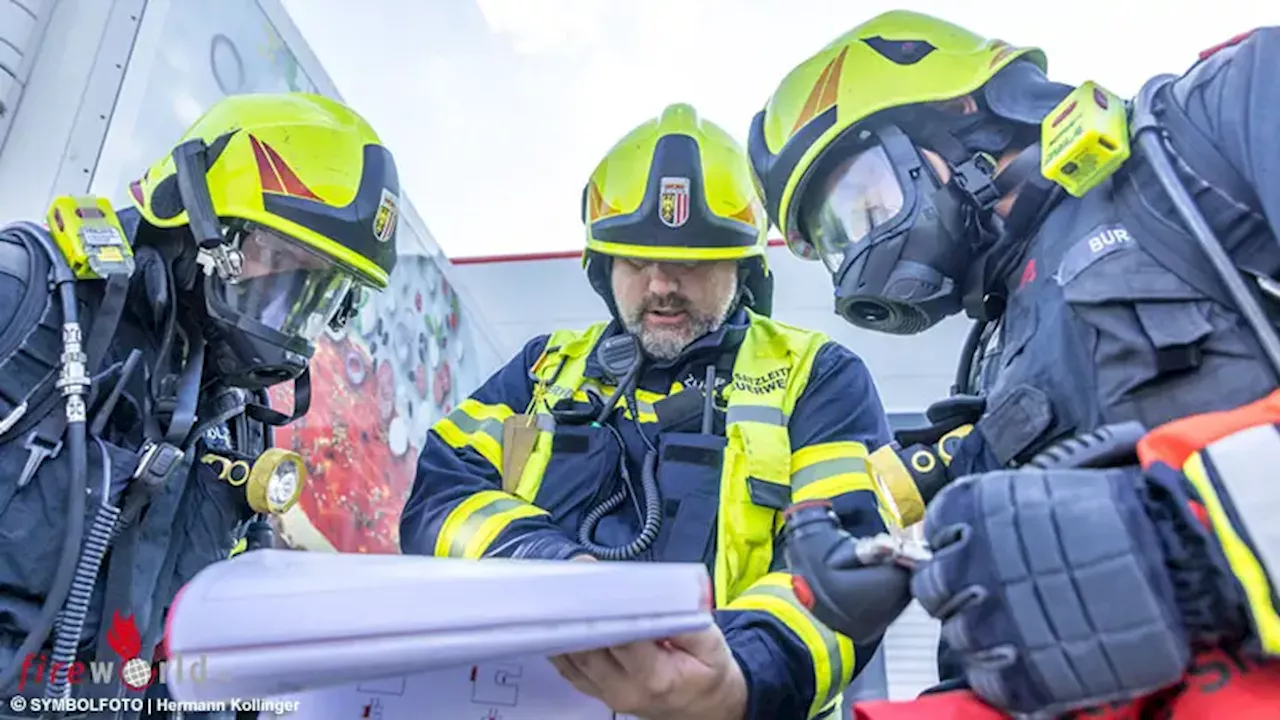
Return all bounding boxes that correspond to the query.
[105,611,154,691]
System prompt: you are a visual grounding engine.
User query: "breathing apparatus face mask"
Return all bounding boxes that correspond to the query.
[798,124,988,335]
[164,138,364,400]
[203,223,363,390]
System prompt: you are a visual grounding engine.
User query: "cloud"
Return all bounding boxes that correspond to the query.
[474,0,606,56]
[284,0,1277,259]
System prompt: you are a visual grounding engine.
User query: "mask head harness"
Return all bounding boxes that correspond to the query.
[169,138,363,425]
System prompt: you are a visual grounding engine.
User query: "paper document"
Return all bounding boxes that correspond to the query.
[164,550,712,704]
[266,655,641,720]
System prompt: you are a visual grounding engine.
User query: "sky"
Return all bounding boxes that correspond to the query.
[279,0,1272,260]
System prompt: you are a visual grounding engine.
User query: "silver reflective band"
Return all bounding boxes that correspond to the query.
[1204,423,1280,585]
[726,405,787,426]
[446,408,505,446]
[793,456,871,492]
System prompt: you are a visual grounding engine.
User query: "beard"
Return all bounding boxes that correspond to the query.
[619,289,736,361]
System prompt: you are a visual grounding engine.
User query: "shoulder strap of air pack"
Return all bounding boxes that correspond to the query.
[0,225,58,439]
[0,227,134,485]
[1129,75,1280,379]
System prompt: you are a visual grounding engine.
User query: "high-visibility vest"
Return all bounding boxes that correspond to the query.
[512,309,853,718]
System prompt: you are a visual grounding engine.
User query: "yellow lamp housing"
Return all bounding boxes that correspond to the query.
[200,447,307,515]
[245,447,307,515]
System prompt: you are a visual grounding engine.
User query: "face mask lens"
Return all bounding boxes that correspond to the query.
[217,226,357,343]
[800,144,907,273]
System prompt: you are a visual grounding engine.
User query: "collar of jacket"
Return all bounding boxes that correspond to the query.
[964,176,1067,321]
[582,307,750,383]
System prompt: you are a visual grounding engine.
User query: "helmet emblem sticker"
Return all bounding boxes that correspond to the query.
[373,188,399,243]
[658,176,691,228]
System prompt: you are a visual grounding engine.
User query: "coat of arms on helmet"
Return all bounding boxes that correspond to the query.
[373,188,399,243]
[658,177,690,228]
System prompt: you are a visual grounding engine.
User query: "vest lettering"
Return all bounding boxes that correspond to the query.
[732,367,792,395]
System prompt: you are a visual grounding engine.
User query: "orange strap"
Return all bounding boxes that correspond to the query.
[1136,390,1280,471]
[850,649,1280,720]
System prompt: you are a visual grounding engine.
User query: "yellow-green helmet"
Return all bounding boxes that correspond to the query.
[131,91,400,290]
[748,10,1044,259]
[582,103,769,262]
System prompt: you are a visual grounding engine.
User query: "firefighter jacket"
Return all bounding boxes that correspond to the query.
[401,307,896,720]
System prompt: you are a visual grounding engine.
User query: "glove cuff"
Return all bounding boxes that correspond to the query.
[1141,464,1250,646]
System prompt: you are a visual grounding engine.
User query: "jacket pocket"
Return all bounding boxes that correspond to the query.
[652,432,725,564]
[1062,250,1214,412]
[534,423,621,531]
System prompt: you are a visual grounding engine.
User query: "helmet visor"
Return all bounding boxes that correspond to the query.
[799,143,907,274]
[216,226,356,343]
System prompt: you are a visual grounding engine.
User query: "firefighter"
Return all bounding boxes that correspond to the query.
[0,92,400,715]
[747,7,1280,702]
[400,102,896,720]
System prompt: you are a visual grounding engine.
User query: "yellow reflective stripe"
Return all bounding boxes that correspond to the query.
[936,424,973,465]
[790,441,875,504]
[1183,429,1280,655]
[587,239,757,262]
[725,572,853,718]
[576,381,661,423]
[432,399,514,471]
[869,444,920,528]
[433,489,549,559]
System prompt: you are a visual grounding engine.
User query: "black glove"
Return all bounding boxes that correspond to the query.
[781,501,914,645]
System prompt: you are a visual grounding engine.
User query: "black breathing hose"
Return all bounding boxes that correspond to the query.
[46,439,120,700]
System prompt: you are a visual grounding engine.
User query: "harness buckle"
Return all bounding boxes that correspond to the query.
[17,430,62,487]
[1258,274,1280,302]
[951,153,1001,210]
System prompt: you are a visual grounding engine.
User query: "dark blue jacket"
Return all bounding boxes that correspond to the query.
[401,308,894,719]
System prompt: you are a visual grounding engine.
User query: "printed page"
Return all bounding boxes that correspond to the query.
[266,656,641,720]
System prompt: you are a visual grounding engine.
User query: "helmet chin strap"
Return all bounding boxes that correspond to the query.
[961,142,1066,323]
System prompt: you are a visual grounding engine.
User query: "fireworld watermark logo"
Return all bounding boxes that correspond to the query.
[17,612,209,693]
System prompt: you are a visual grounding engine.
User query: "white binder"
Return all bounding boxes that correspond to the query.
[163,549,712,714]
